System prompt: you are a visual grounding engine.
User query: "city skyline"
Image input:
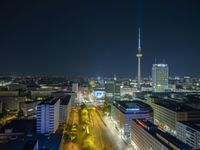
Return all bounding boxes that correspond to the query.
[0,0,200,77]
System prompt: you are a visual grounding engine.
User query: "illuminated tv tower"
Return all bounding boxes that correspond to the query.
[136,28,142,91]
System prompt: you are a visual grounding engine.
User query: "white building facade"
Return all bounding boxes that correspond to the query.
[176,121,200,149]
[36,98,60,133]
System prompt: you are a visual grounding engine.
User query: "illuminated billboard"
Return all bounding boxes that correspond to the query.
[93,89,105,100]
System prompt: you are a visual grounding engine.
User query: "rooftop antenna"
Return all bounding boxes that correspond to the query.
[138,27,141,51]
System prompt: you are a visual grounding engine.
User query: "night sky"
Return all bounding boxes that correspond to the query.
[0,0,200,77]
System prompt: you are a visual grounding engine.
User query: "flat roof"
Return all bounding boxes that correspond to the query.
[153,98,198,112]
[0,119,36,134]
[153,64,168,67]
[115,100,151,109]
[39,97,59,105]
[0,138,27,150]
[178,120,200,132]
[21,100,38,104]
[93,88,105,91]
[0,133,62,150]
[113,100,152,114]
[60,95,71,105]
[133,119,192,150]
[52,91,74,94]
[156,129,191,149]
[37,133,63,150]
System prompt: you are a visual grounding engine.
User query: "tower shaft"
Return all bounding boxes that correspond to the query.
[136,28,142,91]
[137,57,141,90]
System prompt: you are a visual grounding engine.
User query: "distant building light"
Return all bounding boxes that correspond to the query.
[126,108,140,111]
[153,64,167,67]
[28,108,33,112]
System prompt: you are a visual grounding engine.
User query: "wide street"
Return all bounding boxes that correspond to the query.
[88,107,114,150]
[62,102,130,150]
[87,107,130,150]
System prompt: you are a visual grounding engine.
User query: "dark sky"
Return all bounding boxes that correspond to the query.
[0,0,200,77]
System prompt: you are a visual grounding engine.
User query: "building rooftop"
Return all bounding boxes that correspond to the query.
[156,129,191,149]
[178,120,200,132]
[0,133,62,150]
[0,119,36,134]
[37,133,63,150]
[39,97,59,105]
[153,64,168,67]
[60,95,71,105]
[133,119,192,150]
[0,138,28,150]
[93,88,105,91]
[113,100,152,114]
[52,91,74,94]
[21,100,38,104]
[154,98,198,112]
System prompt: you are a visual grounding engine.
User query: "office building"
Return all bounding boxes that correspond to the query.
[105,80,114,101]
[51,91,75,98]
[111,100,153,143]
[0,96,26,112]
[31,90,53,98]
[147,96,200,135]
[72,83,78,93]
[105,80,121,102]
[36,98,60,133]
[152,64,169,92]
[131,119,191,150]
[114,81,121,100]
[20,101,40,117]
[120,86,136,98]
[176,121,200,149]
[59,95,72,124]
[0,119,36,143]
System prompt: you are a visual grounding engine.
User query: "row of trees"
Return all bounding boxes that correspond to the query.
[80,103,96,150]
[80,103,89,124]
[63,124,78,143]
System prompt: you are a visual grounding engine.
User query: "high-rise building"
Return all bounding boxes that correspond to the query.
[152,64,169,92]
[105,80,121,102]
[36,98,60,134]
[136,28,142,91]
[114,80,121,100]
[105,80,115,100]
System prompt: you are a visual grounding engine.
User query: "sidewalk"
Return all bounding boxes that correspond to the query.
[100,113,132,150]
